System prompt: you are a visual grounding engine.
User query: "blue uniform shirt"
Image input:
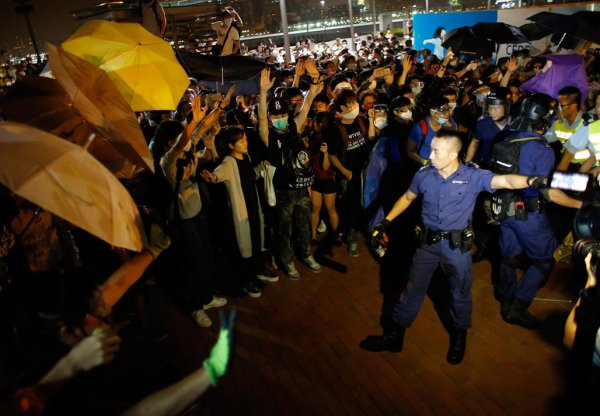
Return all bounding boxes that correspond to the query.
[506,131,555,199]
[474,115,511,166]
[410,162,496,231]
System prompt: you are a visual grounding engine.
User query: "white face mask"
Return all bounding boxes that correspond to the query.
[411,85,422,96]
[342,105,359,120]
[448,102,457,111]
[435,117,448,125]
[374,117,388,129]
[398,110,412,121]
[409,98,416,107]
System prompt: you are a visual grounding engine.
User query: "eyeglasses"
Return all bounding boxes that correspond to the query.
[432,106,450,114]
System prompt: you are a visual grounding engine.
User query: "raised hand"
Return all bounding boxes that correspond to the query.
[191,95,207,124]
[304,59,320,79]
[260,67,275,91]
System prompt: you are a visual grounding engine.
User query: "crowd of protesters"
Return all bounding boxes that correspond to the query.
[3,13,600,413]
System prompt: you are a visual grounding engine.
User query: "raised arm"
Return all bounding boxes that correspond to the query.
[173,96,207,152]
[259,67,275,146]
[500,57,518,88]
[294,59,321,131]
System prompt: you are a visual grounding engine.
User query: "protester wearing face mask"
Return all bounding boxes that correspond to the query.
[328,89,377,257]
[407,95,456,168]
[258,64,323,280]
[344,55,358,72]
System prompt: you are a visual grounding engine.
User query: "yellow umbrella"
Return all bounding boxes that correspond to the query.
[48,43,154,173]
[62,20,189,111]
[0,122,146,252]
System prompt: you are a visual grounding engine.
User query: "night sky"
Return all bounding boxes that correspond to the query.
[0,0,96,55]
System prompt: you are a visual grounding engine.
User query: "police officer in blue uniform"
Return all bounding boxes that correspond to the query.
[360,128,538,364]
[494,95,557,329]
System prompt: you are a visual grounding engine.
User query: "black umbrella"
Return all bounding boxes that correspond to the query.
[526,11,593,49]
[178,52,265,83]
[527,12,578,35]
[472,22,529,45]
[572,11,600,45]
[519,23,553,41]
[442,26,495,56]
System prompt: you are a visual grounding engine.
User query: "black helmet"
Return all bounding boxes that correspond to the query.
[484,89,511,122]
[510,93,556,133]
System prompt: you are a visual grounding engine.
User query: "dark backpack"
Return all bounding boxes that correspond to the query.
[490,136,540,221]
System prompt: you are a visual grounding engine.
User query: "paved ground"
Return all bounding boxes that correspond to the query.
[158,238,582,416]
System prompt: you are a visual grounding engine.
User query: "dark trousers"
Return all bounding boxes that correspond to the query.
[275,189,311,264]
[174,208,216,310]
[393,239,473,329]
[498,213,556,303]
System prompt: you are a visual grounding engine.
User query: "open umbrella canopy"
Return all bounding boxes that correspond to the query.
[472,22,529,45]
[178,52,265,82]
[62,20,189,111]
[0,76,139,179]
[519,23,554,41]
[47,43,154,174]
[442,26,495,56]
[526,11,597,47]
[572,11,600,45]
[0,122,146,251]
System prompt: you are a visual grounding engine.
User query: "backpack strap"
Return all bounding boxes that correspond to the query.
[220,24,234,47]
[509,136,541,143]
[417,118,428,152]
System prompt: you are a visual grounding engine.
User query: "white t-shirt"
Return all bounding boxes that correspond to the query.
[210,21,239,56]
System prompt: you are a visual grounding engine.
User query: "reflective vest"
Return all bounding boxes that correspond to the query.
[554,117,588,162]
[588,120,600,166]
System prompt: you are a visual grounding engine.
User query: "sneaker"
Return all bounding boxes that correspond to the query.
[191,309,212,327]
[303,255,323,273]
[243,282,262,298]
[317,220,327,233]
[348,242,360,257]
[204,296,227,310]
[284,262,301,280]
[257,269,279,282]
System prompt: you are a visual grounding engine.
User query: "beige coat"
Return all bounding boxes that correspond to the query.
[214,155,264,258]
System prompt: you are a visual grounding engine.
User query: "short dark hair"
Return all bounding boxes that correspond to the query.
[558,86,581,109]
[435,127,463,152]
[217,127,245,155]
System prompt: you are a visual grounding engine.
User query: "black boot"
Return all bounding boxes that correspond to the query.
[359,326,405,352]
[446,328,467,365]
[505,299,540,329]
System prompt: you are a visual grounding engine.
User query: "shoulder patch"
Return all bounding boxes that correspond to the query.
[464,160,480,169]
[418,163,431,171]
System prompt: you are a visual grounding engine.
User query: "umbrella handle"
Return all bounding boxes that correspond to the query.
[84,133,96,151]
[555,33,567,52]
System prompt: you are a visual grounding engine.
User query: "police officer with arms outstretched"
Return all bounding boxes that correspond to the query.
[360,128,542,365]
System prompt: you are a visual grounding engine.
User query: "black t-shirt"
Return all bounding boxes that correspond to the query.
[328,118,369,172]
[268,120,312,190]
